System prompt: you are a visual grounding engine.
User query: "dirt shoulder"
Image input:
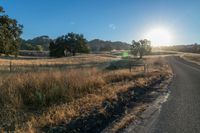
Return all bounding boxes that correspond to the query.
[102,69,172,133]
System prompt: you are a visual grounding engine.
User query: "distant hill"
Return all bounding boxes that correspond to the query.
[88,39,130,52]
[161,44,200,53]
[20,36,52,51]
[20,37,131,52]
[26,36,51,50]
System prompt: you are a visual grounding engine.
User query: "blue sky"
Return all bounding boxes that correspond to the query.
[0,0,200,44]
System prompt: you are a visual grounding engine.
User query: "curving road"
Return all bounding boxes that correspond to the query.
[149,56,200,133]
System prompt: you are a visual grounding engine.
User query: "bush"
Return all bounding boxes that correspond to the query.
[106,59,144,70]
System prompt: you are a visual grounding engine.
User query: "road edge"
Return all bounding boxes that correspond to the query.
[101,72,173,133]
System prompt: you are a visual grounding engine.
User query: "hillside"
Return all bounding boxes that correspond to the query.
[161,44,200,53]
[20,38,131,52]
[88,39,130,52]
[20,36,52,51]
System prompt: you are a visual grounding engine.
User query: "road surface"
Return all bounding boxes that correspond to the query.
[149,56,200,133]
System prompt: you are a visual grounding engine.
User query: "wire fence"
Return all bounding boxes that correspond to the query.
[0,60,112,73]
[0,58,168,74]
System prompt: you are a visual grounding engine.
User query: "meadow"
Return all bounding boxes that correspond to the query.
[181,53,200,65]
[0,53,172,132]
[0,54,117,73]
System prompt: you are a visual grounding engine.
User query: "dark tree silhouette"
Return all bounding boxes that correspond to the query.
[49,33,90,57]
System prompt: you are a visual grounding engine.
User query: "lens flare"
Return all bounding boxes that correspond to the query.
[145,27,173,46]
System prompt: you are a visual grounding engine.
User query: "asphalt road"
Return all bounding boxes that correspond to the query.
[149,56,200,133]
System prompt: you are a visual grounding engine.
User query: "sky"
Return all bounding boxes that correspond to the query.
[0,0,200,45]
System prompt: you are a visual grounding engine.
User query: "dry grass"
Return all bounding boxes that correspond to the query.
[0,55,172,132]
[0,69,104,108]
[0,54,117,67]
[182,54,200,64]
[103,105,146,133]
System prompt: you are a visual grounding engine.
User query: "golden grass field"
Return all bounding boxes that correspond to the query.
[0,54,172,132]
[182,54,200,64]
[0,54,117,66]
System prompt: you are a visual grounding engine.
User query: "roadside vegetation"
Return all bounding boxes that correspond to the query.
[0,54,172,132]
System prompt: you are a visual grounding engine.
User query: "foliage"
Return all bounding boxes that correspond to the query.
[49,41,63,57]
[106,59,144,70]
[0,6,23,56]
[20,36,51,51]
[20,43,35,50]
[35,45,43,52]
[88,39,130,52]
[0,54,170,132]
[131,39,152,58]
[49,32,90,57]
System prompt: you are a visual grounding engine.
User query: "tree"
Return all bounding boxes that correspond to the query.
[35,45,43,52]
[0,6,23,56]
[49,41,56,57]
[131,39,152,59]
[49,41,64,57]
[49,33,90,57]
[0,6,4,13]
[130,40,140,57]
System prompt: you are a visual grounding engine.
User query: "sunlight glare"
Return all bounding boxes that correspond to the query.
[145,27,173,46]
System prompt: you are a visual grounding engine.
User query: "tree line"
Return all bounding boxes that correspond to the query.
[20,36,51,51]
[161,43,200,53]
[88,39,130,52]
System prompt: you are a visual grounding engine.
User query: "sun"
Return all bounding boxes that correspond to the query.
[144,27,173,46]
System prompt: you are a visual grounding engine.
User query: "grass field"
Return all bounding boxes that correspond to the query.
[182,53,200,65]
[0,54,118,73]
[0,54,172,132]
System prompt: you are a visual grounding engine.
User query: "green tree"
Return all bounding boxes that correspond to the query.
[49,41,64,57]
[130,40,140,57]
[49,33,90,57]
[35,45,43,52]
[131,39,152,59]
[66,33,89,56]
[0,6,23,56]
[0,6,4,13]
[49,41,56,57]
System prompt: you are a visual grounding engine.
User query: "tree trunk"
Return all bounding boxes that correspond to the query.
[139,54,143,59]
[72,51,76,56]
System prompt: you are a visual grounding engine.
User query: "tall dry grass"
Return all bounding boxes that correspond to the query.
[182,54,200,64]
[0,57,172,132]
[0,69,105,109]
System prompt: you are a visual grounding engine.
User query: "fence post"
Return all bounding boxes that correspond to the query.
[144,64,147,73]
[9,60,12,72]
[129,56,132,72]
